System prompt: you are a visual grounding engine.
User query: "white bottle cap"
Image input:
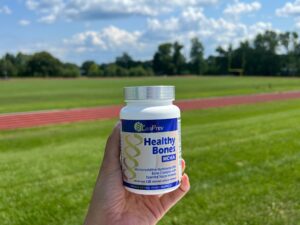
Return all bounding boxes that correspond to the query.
[124,86,175,101]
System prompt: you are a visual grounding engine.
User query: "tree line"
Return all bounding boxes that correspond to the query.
[1,30,300,78]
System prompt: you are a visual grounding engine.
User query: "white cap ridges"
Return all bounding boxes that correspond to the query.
[124,86,175,101]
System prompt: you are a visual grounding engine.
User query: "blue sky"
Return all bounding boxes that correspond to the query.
[0,0,299,64]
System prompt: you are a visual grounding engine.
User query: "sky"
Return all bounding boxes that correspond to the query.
[0,0,299,64]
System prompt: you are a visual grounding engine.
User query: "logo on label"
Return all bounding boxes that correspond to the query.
[134,122,164,132]
[134,122,145,132]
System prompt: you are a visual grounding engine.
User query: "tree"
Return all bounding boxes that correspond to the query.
[172,42,186,75]
[128,66,150,77]
[61,63,81,77]
[0,53,18,77]
[237,41,252,75]
[88,63,102,77]
[81,61,103,77]
[291,32,299,51]
[227,41,252,76]
[2,29,300,78]
[190,38,205,75]
[81,61,95,76]
[279,32,292,75]
[279,32,300,76]
[26,52,63,77]
[254,31,279,53]
[103,64,128,77]
[253,30,280,75]
[0,58,17,78]
[103,64,117,77]
[153,43,174,75]
[215,45,230,75]
[279,32,290,53]
[15,53,31,76]
[204,56,218,75]
[116,52,134,69]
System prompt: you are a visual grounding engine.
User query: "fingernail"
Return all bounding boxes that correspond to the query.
[115,121,121,128]
[182,174,190,191]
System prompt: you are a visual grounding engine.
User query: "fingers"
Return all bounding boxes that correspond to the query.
[101,122,121,173]
[159,173,190,213]
[181,159,186,174]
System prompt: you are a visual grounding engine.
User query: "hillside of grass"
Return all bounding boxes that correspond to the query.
[1,99,299,225]
[1,76,300,113]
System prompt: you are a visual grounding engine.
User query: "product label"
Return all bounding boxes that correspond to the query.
[121,118,182,191]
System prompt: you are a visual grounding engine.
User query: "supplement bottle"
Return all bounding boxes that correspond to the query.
[120,86,182,195]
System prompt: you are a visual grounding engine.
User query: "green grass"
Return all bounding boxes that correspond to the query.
[1,100,299,225]
[1,76,300,113]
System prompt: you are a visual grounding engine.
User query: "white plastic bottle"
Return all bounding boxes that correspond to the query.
[120,86,182,195]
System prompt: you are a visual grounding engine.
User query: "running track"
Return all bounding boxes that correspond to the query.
[1,91,300,130]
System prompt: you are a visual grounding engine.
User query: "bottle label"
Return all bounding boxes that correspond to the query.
[121,118,182,191]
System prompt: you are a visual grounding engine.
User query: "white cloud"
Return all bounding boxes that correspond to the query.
[276,0,300,17]
[25,0,219,23]
[223,0,261,16]
[182,7,206,22]
[63,26,143,52]
[275,1,300,29]
[145,7,240,39]
[16,0,275,62]
[19,20,31,26]
[26,0,64,23]
[248,22,273,34]
[0,5,12,15]
[142,7,273,54]
[148,18,180,33]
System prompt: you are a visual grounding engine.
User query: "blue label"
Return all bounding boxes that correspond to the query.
[122,118,177,133]
[123,181,180,190]
[162,154,176,162]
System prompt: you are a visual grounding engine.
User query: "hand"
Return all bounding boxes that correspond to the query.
[84,123,190,225]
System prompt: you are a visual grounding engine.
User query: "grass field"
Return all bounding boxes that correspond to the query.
[1,99,300,225]
[2,76,300,113]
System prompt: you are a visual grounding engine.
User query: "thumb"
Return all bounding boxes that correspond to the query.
[100,122,121,174]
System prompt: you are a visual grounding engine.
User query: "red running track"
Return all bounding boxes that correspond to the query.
[1,91,300,130]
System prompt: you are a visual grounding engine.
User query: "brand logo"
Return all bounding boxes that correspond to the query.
[134,122,145,132]
[134,121,164,132]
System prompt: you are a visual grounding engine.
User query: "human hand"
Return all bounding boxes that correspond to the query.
[84,123,190,225]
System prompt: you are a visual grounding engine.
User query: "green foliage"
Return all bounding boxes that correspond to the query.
[128,66,150,76]
[81,61,94,76]
[15,53,31,76]
[61,63,81,78]
[81,61,102,77]
[212,30,300,76]
[172,42,186,75]
[279,32,300,76]
[88,64,102,77]
[190,37,205,75]
[26,52,63,77]
[153,42,186,75]
[2,30,300,77]
[153,43,174,75]
[0,58,17,78]
[116,52,134,69]
[103,64,127,77]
